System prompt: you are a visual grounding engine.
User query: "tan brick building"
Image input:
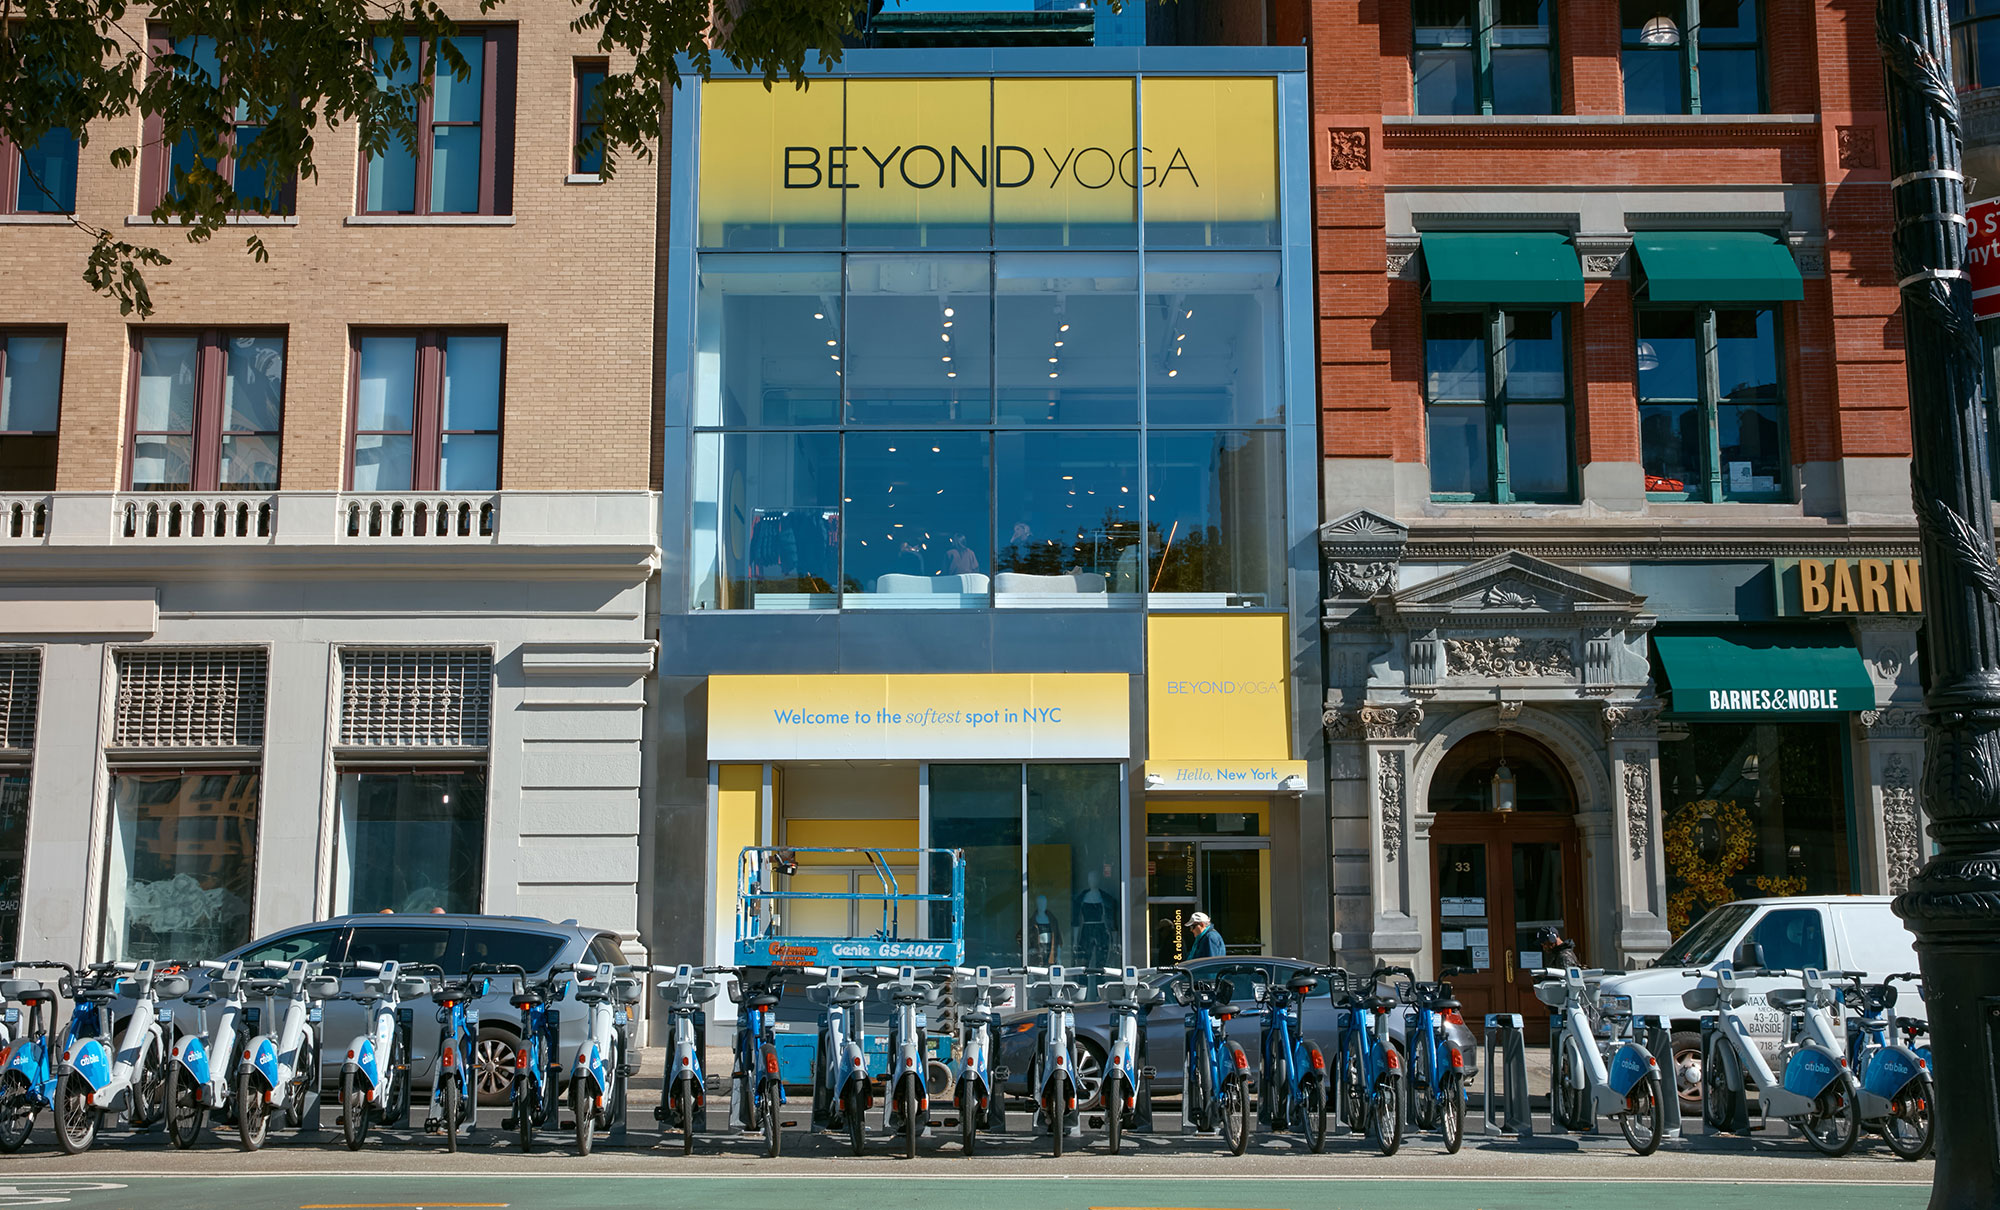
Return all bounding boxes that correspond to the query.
[0,1,661,970]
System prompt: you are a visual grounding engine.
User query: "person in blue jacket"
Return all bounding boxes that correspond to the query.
[1188,911,1226,959]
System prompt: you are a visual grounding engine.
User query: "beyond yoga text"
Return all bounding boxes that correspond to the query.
[782,144,1199,191]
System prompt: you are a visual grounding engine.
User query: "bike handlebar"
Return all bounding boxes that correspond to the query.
[1373,965,1414,980]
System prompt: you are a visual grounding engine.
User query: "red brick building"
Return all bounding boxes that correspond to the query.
[1307,1,1927,1048]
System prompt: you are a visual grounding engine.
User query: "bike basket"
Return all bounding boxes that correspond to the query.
[305,975,342,999]
[615,979,643,1005]
[396,977,433,1000]
[1532,982,1567,1009]
[154,974,190,999]
[0,980,42,1001]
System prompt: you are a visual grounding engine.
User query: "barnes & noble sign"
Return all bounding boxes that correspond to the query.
[697,76,1279,242]
[1773,557,1923,616]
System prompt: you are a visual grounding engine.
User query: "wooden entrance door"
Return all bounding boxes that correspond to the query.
[1430,813,1583,1041]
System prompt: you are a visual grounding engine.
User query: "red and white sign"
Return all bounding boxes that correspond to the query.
[1970,198,2000,321]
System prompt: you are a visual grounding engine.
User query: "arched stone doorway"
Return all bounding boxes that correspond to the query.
[1427,730,1585,1036]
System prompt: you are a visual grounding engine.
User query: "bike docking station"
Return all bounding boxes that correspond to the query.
[1480,1013,1534,1140]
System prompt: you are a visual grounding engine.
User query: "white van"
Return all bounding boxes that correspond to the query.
[1597,896,1925,1109]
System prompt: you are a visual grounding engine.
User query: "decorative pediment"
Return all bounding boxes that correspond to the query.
[1322,510,1408,602]
[1382,551,1647,625]
[1320,509,1408,548]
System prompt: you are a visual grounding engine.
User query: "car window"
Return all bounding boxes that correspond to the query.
[589,935,627,967]
[346,926,453,968]
[1750,908,1827,971]
[1659,902,1756,966]
[240,928,340,965]
[462,928,566,974]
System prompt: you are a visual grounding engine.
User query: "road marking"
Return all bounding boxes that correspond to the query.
[0,1182,128,1208]
[301,1205,509,1208]
[82,1172,1928,1187]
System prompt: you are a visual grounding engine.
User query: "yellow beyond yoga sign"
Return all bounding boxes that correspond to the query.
[708,673,1130,760]
[697,76,1279,240]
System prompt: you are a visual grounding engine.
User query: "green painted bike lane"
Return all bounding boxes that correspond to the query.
[0,1175,1934,1210]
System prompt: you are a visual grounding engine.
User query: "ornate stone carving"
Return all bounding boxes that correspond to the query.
[1481,582,1538,609]
[1793,247,1827,277]
[1872,645,1907,680]
[1602,700,1664,740]
[1329,560,1397,597]
[1386,252,1414,278]
[1327,127,1371,172]
[1442,636,1573,679]
[1837,124,1879,169]
[1496,700,1525,721]
[1378,750,1405,862]
[1360,701,1424,740]
[1623,753,1653,861]
[1323,705,1364,740]
[1882,753,1922,895]
[1582,252,1623,276]
[1861,707,1926,738]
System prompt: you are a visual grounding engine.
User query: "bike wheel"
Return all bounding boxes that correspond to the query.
[897,1078,917,1160]
[1370,1078,1402,1156]
[341,1070,370,1151]
[1304,1078,1329,1154]
[1339,1030,1366,1133]
[1883,1073,1935,1161]
[441,1078,461,1154]
[1105,1076,1121,1155]
[1410,1040,1433,1131]
[1270,1057,1289,1132]
[383,1034,410,1126]
[1620,1073,1664,1157]
[846,1081,867,1156]
[1702,1040,1741,1131]
[0,1071,34,1152]
[56,1072,97,1155]
[1801,1080,1860,1157]
[130,1037,166,1128]
[673,1079,694,1156]
[165,1060,202,1149]
[285,1036,319,1130]
[516,1078,538,1153]
[572,1079,593,1157]
[960,1083,978,1156]
[1222,1075,1250,1156]
[1046,1086,1064,1158]
[1440,1073,1465,1155]
[236,1071,268,1152]
[766,1077,785,1159]
[1554,1037,1588,1132]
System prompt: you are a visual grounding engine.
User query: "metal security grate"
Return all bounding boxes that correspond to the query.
[339,649,491,748]
[113,649,267,748]
[0,652,40,750]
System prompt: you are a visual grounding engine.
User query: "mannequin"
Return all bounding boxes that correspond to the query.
[1073,870,1117,969]
[1030,894,1060,965]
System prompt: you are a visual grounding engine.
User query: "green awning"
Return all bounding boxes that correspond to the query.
[1420,233,1585,304]
[1633,232,1805,302]
[1656,629,1875,715]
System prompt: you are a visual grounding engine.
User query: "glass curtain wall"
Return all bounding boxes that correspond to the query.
[929,763,1123,968]
[689,75,1287,613]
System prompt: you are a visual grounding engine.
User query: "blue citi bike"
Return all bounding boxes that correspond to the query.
[1254,965,1333,1152]
[1837,972,1934,1160]
[725,966,790,1158]
[426,972,489,1151]
[1331,965,1405,1155]
[1165,967,1252,1155]
[0,962,73,1151]
[1391,967,1469,1154]
[487,962,569,1151]
[655,964,721,1155]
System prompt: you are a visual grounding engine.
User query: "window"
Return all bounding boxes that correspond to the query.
[996,431,1141,605]
[1954,0,2000,90]
[1,128,77,214]
[140,34,290,213]
[344,925,452,966]
[0,332,61,491]
[465,928,568,973]
[1621,0,1763,114]
[350,331,504,491]
[1146,430,1285,605]
[128,330,285,492]
[1423,307,1573,502]
[1637,306,1786,500]
[1747,907,1828,971]
[843,432,991,609]
[1413,0,1557,116]
[362,31,515,215]
[0,651,38,964]
[334,770,487,914]
[572,61,606,176]
[240,927,340,965]
[589,934,628,967]
[104,770,260,960]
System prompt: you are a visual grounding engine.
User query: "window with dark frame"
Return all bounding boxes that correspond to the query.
[127,330,285,493]
[573,60,607,176]
[0,331,62,492]
[349,330,504,492]
[1637,304,1788,501]
[361,31,516,216]
[1620,0,1764,115]
[1953,0,2000,90]
[1423,306,1574,503]
[0,129,77,214]
[1413,0,1557,116]
[139,32,293,214]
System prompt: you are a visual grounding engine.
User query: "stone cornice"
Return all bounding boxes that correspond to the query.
[1400,521,1921,562]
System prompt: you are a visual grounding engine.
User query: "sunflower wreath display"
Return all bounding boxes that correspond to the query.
[1664,798,1755,936]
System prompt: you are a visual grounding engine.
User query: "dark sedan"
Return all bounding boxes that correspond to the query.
[996,957,1479,1107]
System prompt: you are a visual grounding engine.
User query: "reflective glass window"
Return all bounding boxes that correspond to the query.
[995,431,1141,605]
[996,253,1138,425]
[1145,252,1283,425]
[1026,764,1123,970]
[1621,0,1762,114]
[845,256,991,425]
[335,769,487,914]
[694,255,842,428]
[1146,429,1285,607]
[928,764,1024,968]
[0,333,62,492]
[842,432,991,608]
[697,432,841,610]
[350,330,504,493]
[1638,305,1786,500]
[105,770,259,960]
[11,127,78,213]
[1422,307,1572,502]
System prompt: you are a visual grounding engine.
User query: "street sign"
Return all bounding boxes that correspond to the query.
[1970,197,2000,321]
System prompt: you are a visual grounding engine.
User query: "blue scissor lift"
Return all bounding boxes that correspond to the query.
[734,846,966,1086]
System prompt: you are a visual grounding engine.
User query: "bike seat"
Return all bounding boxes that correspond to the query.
[1287,977,1320,995]
[6,987,54,1008]
[1897,1017,1929,1037]
[511,992,544,1010]
[1766,988,1807,1012]
[743,993,781,1009]
[181,993,217,1009]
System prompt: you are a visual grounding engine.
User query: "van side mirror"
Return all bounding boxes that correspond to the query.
[1732,940,1765,971]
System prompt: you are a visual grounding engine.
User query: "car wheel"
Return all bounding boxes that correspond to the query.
[1669,1031,1705,1117]
[1072,1040,1105,1110]
[473,1028,518,1107]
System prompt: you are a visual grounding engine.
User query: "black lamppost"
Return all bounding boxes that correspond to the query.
[1878,1,2000,1205]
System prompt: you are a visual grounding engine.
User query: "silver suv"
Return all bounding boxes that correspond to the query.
[209,913,632,1104]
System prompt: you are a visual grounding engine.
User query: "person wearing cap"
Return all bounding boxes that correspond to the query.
[1188,911,1226,959]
